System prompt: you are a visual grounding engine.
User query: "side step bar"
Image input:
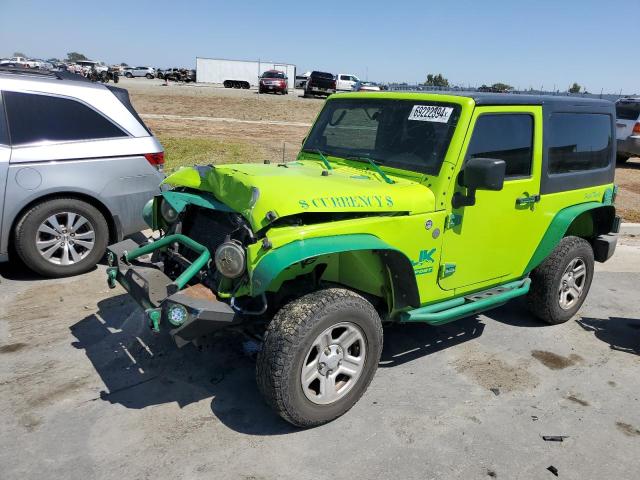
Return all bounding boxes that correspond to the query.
[400,278,531,326]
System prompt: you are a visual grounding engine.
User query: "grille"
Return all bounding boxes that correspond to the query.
[180,207,239,262]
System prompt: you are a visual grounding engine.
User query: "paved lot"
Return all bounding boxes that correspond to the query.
[1,237,639,480]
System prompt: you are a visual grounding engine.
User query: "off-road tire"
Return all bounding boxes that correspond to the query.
[256,288,383,427]
[14,197,109,278]
[527,236,594,325]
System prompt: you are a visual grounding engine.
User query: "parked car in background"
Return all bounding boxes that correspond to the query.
[336,73,360,91]
[352,80,381,92]
[124,66,156,79]
[615,97,640,163]
[295,72,310,89]
[0,57,38,68]
[259,70,288,94]
[0,67,164,277]
[76,60,108,75]
[304,71,336,97]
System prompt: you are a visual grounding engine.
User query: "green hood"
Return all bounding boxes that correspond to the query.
[163,161,435,230]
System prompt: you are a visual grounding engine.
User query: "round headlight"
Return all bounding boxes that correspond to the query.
[160,199,179,223]
[214,241,246,279]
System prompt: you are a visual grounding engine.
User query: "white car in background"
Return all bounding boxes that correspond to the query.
[615,97,640,164]
[124,66,156,79]
[336,73,360,91]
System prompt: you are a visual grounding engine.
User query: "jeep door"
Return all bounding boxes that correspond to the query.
[439,106,547,291]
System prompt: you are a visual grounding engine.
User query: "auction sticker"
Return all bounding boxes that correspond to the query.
[408,105,453,123]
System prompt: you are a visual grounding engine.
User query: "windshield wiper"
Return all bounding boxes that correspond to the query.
[301,148,333,170]
[346,155,395,184]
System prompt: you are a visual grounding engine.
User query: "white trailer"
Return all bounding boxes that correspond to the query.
[195,57,296,89]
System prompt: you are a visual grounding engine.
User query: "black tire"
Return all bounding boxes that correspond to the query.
[257,288,383,427]
[125,72,132,78]
[14,197,109,278]
[616,154,629,165]
[145,73,153,79]
[527,236,594,325]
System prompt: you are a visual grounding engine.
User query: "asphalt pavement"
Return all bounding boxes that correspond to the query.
[1,236,638,480]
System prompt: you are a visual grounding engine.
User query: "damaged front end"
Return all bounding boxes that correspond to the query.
[106,178,262,346]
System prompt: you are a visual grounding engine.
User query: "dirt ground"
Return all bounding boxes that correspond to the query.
[121,78,640,222]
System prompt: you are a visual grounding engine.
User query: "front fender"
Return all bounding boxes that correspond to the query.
[250,233,420,310]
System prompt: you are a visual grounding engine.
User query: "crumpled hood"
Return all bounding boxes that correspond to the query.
[163,161,435,230]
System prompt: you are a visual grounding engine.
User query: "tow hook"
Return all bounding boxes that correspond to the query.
[146,308,162,333]
[106,267,118,289]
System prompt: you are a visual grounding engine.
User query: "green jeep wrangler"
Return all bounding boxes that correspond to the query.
[106,92,619,427]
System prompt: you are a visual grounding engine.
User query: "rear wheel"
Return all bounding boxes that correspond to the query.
[14,198,109,278]
[257,288,383,427]
[527,236,594,325]
[617,154,629,165]
[125,72,132,78]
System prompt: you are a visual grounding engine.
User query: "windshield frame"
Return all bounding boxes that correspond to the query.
[302,97,462,175]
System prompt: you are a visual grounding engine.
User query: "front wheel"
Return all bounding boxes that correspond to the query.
[257,288,383,427]
[527,236,594,325]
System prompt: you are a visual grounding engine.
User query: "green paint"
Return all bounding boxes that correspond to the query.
[146,308,162,332]
[250,234,409,295]
[523,202,602,274]
[162,190,234,215]
[125,234,210,290]
[401,278,530,325]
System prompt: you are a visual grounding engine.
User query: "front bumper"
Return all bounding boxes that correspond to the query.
[106,236,239,346]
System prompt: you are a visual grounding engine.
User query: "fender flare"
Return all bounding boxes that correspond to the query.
[250,233,420,310]
[523,202,615,274]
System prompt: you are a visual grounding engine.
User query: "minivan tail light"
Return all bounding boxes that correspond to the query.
[633,122,640,135]
[144,152,165,171]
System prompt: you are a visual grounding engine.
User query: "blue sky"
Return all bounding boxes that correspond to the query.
[1,0,636,93]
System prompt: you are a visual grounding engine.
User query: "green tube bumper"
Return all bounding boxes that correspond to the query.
[105,236,238,343]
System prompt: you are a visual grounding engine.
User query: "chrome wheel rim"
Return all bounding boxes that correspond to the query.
[301,322,367,405]
[558,257,587,310]
[35,212,95,265]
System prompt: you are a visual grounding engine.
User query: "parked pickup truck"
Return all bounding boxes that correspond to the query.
[336,73,360,91]
[304,71,336,97]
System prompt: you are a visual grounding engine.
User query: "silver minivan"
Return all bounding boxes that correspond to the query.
[0,68,164,277]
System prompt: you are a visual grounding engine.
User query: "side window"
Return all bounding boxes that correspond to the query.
[0,93,9,146]
[4,91,127,145]
[340,75,349,81]
[548,113,611,174]
[466,114,533,177]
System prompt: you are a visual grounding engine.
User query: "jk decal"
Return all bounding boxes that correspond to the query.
[412,248,436,275]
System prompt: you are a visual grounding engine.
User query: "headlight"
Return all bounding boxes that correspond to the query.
[160,198,179,223]
[214,240,246,279]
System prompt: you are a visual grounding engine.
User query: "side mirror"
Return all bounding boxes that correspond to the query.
[452,157,506,208]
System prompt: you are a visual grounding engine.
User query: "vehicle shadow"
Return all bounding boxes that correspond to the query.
[70,294,296,435]
[72,297,540,434]
[576,316,640,355]
[380,316,485,367]
[0,258,98,282]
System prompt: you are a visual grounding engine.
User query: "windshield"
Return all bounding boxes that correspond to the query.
[616,101,640,121]
[303,98,461,174]
[262,71,285,79]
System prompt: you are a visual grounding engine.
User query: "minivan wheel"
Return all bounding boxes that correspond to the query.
[146,73,153,79]
[257,288,383,427]
[125,72,132,78]
[527,236,594,325]
[14,198,109,278]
